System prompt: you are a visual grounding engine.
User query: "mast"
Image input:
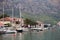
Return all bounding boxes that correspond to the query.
[3,1,4,22]
[12,4,14,23]
[19,4,21,19]
[19,4,22,27]
[11,0,14,24]
[11,0,14,28]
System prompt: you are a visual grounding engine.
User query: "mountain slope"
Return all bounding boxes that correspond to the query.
[0,0,60,24]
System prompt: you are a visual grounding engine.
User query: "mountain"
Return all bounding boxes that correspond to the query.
[0,0,60,24]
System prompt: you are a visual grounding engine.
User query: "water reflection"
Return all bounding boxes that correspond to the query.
[0,35,3,40]
[0,28,60,40]
[16,33,24,40]
[0,33,25,40]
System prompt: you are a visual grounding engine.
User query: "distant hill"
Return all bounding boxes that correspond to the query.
[0,0,60,24]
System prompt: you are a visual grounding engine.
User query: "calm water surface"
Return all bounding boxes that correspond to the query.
[0,27,60,40]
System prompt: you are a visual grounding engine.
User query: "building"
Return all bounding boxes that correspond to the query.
[0,21,4,27]
[36,21,44,28]
[57,22,60,26]
[0,17,16,22]
[0,17,24,24]
[36,21,51,28]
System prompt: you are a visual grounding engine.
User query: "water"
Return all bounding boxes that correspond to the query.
[0,27,60,40]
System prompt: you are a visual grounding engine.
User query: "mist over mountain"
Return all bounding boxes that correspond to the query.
[0,0,60,24]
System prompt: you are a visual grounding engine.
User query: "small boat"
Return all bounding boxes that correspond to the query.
[22,28,29,32]
[16,27,29,33]
[40,29,43,31]
[0,31,6,34]
[31,28,43,31]
[16,30,23,33]
[0,27,6,34]
[5,29,16,34]
[16,27,23,33]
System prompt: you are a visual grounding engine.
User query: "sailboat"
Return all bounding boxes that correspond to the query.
[16,4,29,32]
[5,7,16,34]
[5,0,16,34]
[16,5,23,33]
[0,1,6,34]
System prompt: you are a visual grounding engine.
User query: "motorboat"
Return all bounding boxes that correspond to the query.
[16,27,29,33]
[6,29,16,34]
[16,27,23,33]
[0,26,6,34]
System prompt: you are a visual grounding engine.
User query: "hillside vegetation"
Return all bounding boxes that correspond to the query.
[0,0,60,24]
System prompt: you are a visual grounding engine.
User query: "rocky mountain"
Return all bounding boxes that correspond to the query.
[0,0,60,24]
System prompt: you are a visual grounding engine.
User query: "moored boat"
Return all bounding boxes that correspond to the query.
[16,27,23,33]
[0,31,6,34]
[0,26,6,34]
[6,30,16,34]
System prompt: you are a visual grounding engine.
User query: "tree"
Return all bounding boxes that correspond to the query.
[24,18,31,25]
[0,13,9,19]
[24,18,37,27]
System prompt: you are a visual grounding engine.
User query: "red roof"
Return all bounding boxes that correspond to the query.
[0,17,16,21]
[0,17,24,22]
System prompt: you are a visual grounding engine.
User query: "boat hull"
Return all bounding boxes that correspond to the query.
[0,31,6,34]
[6,32,16,34]
[6,31,16,34]
[16,30,23,33]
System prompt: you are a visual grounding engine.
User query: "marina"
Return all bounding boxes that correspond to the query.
[0,27,60,40]
[0,0,60,40]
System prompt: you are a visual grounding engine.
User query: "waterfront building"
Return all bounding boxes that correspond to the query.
[0,22,4,27]
[57,22,60,26]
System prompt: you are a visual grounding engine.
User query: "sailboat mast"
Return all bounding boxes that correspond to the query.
[19,5,21,19]
[11,8,14,25]
[11,0,14,24]
[12,6,14,23]
[3,1,4,22]
[19,4,22,27]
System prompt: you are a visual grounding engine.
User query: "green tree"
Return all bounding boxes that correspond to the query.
[24,18,31,25]
[24,18,37,27]
[0,13,9,19]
